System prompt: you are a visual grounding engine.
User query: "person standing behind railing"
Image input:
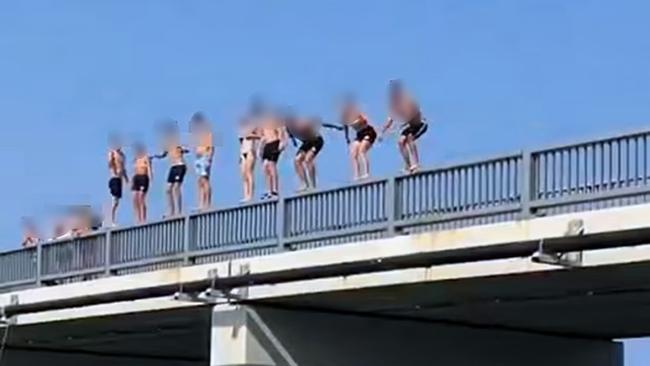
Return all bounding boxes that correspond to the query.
[20,217,40,248]
[153,120,190,217]
[381,80,428,174]
[107,134,129,227]
[190,112,214,211]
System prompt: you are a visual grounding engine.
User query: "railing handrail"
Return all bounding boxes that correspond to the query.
[3,128,650,291]
[531,127,650,155]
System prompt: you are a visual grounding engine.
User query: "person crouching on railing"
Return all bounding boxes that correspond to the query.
[381,79,428,174]
[340,96,377,181]
[285,112,326,192]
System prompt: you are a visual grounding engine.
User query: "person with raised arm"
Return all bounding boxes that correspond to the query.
[190,112,214,211]
[258,107,288,200]
[381,80,428,174]
[107,134,129,226]
[131,142,153,224]
[153,120,190,217]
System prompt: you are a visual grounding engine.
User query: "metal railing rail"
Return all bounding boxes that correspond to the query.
[2,129,650,292]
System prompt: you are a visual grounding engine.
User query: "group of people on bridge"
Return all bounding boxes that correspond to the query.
[104,80,429,226]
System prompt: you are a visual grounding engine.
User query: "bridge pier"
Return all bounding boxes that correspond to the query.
[211,305,623,366]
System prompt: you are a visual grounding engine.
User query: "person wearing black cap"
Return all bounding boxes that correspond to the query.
[382,80,428,174]
[190,112,214,211]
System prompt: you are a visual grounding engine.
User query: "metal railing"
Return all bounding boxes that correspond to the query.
[2,129,650,292]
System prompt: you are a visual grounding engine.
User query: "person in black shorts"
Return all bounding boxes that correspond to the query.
[107,134,129,226]
[285,113,326,191]
[154,121,190,217]
[132,142,153,224]
[382,79,428,173]
[259,108,287,199]
[340,97,377,180]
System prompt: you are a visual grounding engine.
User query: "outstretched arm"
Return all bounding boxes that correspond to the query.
[152,150,168,159]
[321,122,344,131]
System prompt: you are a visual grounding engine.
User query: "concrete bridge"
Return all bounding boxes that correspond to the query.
[1,129,650,365]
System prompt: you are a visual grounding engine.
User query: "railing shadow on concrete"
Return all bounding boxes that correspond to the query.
[2,129,650,292]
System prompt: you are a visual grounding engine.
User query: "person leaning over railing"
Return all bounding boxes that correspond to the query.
[20,217,40,248]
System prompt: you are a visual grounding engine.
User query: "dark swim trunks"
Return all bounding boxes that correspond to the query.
[297,135,324,156]
[132,174,150,193]
[167,164,187,184]
[355,125,377,144]
[262,140,282,162]
[108,177,123,199]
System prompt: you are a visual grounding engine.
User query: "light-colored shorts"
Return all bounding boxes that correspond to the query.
[195,155,211,177]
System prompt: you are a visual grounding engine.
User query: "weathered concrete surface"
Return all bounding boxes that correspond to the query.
[210,305,623,366]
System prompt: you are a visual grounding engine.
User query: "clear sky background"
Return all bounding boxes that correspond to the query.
[1,0,649,362]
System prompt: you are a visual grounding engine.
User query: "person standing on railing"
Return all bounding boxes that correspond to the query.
[153,120,190,217]
[258,107,288,200]
[285,113,326,192]
[132,142,153,224]
[381,79,428,174]
[190,112,214,211]
[239,117,260,203]
[340,97,377,181]
[107,134,129,226]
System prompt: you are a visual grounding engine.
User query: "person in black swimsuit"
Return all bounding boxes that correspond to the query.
[341,97,377,180]
[382,80,428,173]
[285,113,327,191]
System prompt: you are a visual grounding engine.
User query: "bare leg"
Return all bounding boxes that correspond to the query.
[263,160,273,195]
[349,142,360,180]
[398,135,411,172]
[142,193,148,223]
[174,184,183,215]
[359,139,372,179]
[270,162,279,194]
[132,193,140,224]
[407,135,420,171]
[304,150,317,188]
[294,153,308,191]
[166,184,175,217]
[197,178,204,210]
[205,178,212,208]
[111,198,119,225]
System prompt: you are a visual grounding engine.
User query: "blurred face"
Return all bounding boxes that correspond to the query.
[109,135,122,149]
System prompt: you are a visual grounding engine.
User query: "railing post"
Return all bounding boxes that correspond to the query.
[183,215,192,265]
[520,150,535,219]
[386,177,397,236]
[277,198,286,251]
[104,230,112,277]
[35,242,42,287]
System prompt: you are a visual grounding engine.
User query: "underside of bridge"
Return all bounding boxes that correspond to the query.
[255,260,650,340]
[5,258,650,366]
[2,307,212,365]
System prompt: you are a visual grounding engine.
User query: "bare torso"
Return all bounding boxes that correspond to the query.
[134,155,150,176]
[108,149,126,178]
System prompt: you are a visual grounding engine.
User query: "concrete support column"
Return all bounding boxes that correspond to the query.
[211,305,623,366]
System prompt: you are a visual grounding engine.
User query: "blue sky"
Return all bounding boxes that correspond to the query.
[1,0,649,362]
